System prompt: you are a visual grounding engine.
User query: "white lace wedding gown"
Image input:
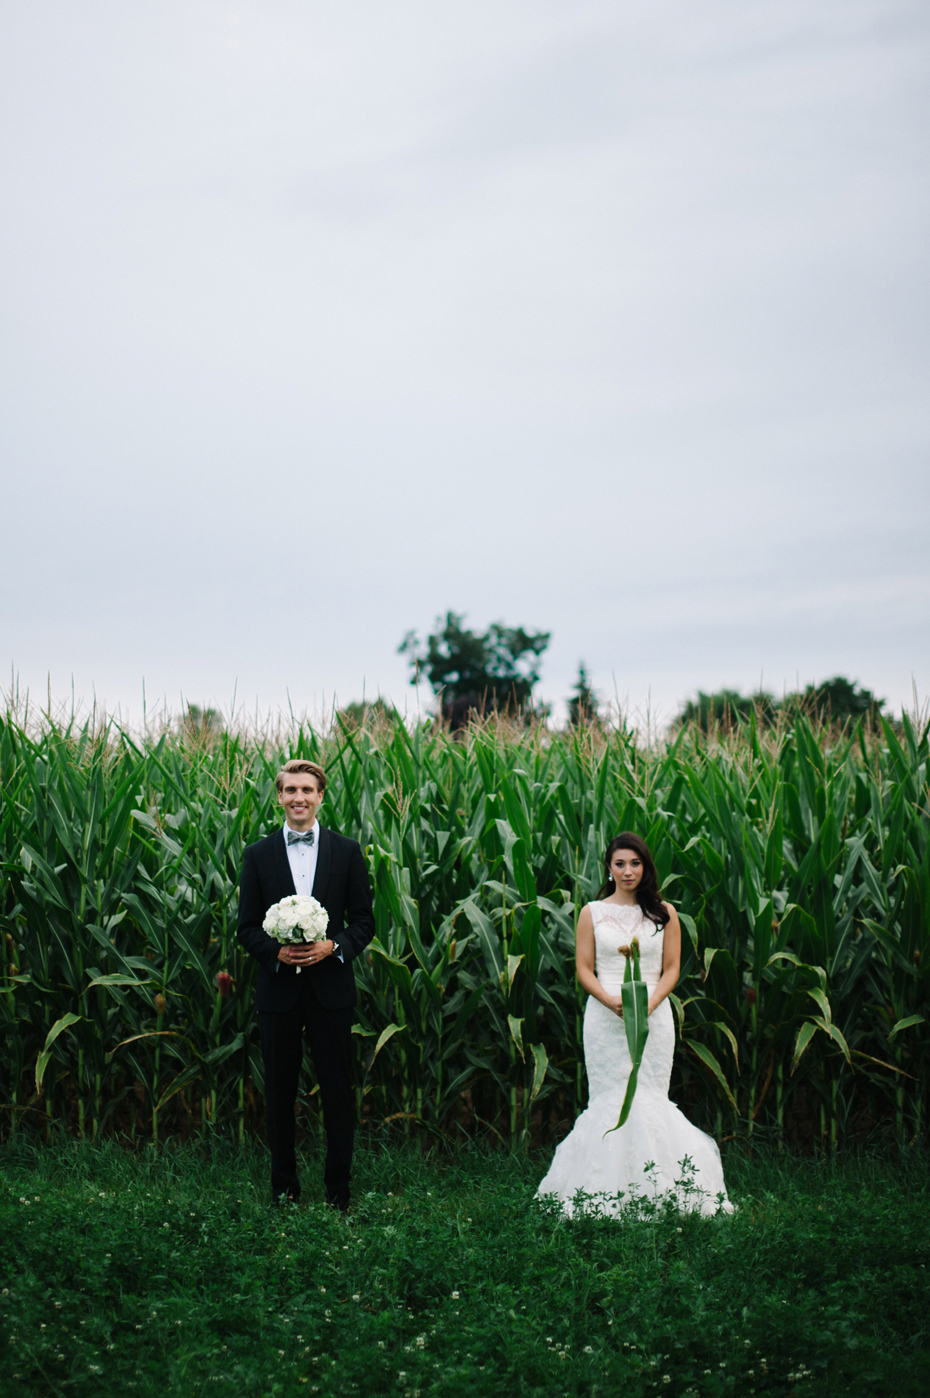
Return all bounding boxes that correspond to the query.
[537,901,733,1217]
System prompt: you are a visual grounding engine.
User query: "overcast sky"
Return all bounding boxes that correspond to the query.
[2,0,927,727]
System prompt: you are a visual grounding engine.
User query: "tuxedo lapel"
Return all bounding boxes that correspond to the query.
[312,826,331,905]
[273,830,297,897]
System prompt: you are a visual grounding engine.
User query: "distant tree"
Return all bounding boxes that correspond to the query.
[335,698,395,732]
[793,676,885,724]
[676,689,776,732]
[567,663,599,727]
[677,676,885,732]
[182,704,222,737]
[399,611,550,729]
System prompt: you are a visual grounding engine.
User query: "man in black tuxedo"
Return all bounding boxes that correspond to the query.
[238,759,374,1210]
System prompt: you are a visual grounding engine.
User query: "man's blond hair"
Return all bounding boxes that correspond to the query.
[275,758,327,795]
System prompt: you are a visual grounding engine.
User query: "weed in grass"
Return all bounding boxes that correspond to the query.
[1,1141,928,1396]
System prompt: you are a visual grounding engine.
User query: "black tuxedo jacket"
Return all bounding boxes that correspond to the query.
[237,826,375,1012]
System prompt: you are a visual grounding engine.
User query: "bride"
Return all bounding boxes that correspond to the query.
[537,832,733,1217]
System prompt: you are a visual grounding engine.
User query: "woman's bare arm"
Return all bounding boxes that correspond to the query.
[648,903,681,1016]
[576,904,623,1017]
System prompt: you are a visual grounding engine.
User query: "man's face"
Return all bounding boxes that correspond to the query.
[277,773,324,830]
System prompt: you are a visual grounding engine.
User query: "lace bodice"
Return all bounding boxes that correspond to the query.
[589,901,665,991]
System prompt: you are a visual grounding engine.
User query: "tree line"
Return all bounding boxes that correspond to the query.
[397,611,885,731]
[178,613,887,736]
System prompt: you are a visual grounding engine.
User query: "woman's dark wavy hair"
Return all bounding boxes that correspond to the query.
[595,832,670,927]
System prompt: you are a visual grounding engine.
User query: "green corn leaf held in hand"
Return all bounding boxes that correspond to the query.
[605,937,650,1134]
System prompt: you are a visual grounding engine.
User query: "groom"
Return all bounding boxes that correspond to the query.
[238,759,375,1210]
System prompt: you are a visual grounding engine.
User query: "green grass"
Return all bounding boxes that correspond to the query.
[1,1141,928,1397]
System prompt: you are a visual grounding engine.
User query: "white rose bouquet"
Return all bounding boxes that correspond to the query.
[262,894,330,973]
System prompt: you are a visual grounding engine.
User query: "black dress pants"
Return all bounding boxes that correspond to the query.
[259,982,354,1208]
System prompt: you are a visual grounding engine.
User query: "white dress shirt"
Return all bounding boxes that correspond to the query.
[283,818,320,896]
[279,820,342,964]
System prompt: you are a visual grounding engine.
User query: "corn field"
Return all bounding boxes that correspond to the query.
[1,708,927,1152]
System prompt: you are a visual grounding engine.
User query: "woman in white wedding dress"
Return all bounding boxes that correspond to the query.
[537,833,733,1217]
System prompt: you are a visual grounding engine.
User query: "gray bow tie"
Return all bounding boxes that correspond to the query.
[287,829,315,846]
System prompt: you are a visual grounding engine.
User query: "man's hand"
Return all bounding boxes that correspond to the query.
[277,940,334,967]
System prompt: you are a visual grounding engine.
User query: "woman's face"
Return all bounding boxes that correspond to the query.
[609,847,644,893]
